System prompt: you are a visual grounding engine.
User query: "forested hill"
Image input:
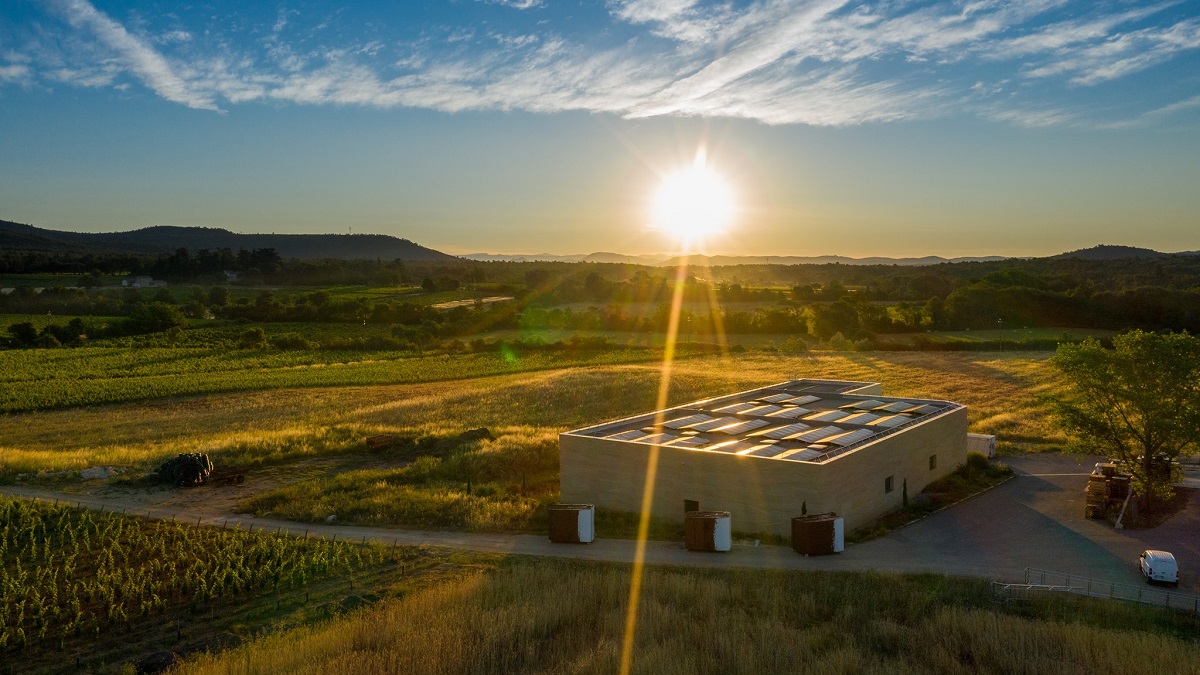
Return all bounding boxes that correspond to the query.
[0,220,456,261]
[1050,245,1170,260]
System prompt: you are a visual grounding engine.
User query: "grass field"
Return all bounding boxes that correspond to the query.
[874,327,1116,347]
[0,346,670,413]
[180,558,1200,675]
[1,352,1066,535]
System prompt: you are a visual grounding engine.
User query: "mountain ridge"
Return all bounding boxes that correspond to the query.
[0,221,455,261]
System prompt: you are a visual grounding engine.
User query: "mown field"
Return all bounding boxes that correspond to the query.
[181,558,1200,675]
[0,351,1065,534]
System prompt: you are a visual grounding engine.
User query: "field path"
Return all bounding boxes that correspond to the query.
[3,454,1198,592]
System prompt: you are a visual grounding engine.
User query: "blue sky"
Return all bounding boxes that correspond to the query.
[2,0,1199,256]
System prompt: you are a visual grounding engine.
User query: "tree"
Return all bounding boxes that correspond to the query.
[208,286,229,307]
[8,322,38,347]
[124,302,188,335]
[1051,330,1200,508]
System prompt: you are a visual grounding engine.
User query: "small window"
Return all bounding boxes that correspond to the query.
[929,454,938,470]
[884,475,894,493]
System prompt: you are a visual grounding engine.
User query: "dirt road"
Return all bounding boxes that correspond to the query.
[3,454,1198,591]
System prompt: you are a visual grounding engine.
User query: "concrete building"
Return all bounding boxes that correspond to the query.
[559,379,968,536]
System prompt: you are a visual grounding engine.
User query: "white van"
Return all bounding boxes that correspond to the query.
[1139,550,1179,585]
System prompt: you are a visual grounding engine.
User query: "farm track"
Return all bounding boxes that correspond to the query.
[6,454,1197,592]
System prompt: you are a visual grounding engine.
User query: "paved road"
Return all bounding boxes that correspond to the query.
[3,454,1197,592]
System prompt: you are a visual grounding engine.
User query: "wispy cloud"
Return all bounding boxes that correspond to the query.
[47,0,218,110]
[480,0,546,9]
[0,62,32,85]
[5,0,1199,127]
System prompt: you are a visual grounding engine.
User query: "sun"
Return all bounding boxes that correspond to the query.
[652,151,735,244]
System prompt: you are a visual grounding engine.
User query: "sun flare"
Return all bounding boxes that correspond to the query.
[652,151,735,243]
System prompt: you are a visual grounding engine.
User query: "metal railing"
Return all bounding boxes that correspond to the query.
[1017,567,1200,615]
[991,582,1078,602]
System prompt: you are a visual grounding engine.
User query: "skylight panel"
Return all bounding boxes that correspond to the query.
[775,447,824,461]
[742,404,783,416]
[825,428,876,446]
[663,436,709,448]
[765,407,809,419]
[805,410,849,423]
[839,412,882,425]
[688,416,743,432]
[842,399,885,410]
[635,433,678,445]
[873,401,913,413]
[870,415,910,428]
[764,422,813,440]
[662,413,713,429]
[758,393,795,404]
[904,404,941,415]
[605,429,647,441]
[734,444,786,457]
[791,426,843,443]
[713,419,771,435]
[745,425,790,438]
[785,394,821,405]
[712,401,758,414]
[705,440,754,454]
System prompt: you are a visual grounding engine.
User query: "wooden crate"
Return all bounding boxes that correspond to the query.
[685,511,731,552]
[366,434,394,450]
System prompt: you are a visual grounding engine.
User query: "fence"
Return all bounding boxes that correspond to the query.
[994,567,1200,615]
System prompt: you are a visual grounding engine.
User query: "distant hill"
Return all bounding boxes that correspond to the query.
[0,220,456,261]
[659,254,1010,267]
[461,252,670,264]
[464,252,1008,266]
[1050,245,1170,261]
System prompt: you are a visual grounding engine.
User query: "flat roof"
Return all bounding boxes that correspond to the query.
[563,379,962,464]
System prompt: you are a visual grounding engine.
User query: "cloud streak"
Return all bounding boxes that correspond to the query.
[6,0,1199,126]
[46,0,219,110]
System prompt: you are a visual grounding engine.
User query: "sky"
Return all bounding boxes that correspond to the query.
[1,0,1199,258]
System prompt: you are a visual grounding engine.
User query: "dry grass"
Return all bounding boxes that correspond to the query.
[0,351,1066,477]
[178,560,1200,675]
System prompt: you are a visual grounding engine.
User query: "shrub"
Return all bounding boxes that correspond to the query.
[238,327,266,349]
[271,333,315,350]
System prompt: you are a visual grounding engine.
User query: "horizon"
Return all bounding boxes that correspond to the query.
[7,218,1197,260]
[2,1,1199,258]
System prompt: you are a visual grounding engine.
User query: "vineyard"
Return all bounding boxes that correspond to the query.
[0,497,407,667]
[0,346,668,412]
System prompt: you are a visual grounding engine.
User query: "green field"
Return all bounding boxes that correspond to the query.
[0,346,670,413]
[0,274,124,288]
[0,497,489,674]
[875,327,1117,347]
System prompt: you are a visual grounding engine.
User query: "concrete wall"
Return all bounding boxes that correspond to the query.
[559,407,968,536]
[811,407,968,530]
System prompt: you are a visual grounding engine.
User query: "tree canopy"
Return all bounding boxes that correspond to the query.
[1051,330,1200,505]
